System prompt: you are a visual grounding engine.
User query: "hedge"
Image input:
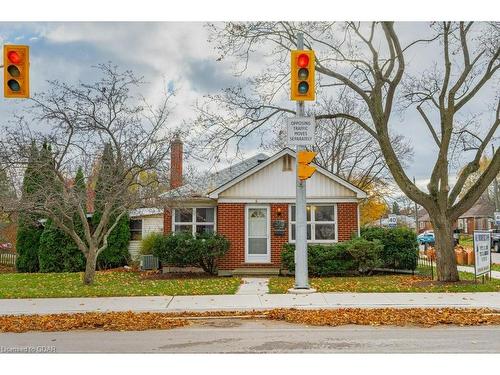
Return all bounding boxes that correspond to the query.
[360,226,419,270]
[151,232,230,275]
[281,237,383,276]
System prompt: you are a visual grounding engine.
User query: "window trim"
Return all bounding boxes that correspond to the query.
[172,207,217,236]
[130,219,143,241]
[288,203,338,243]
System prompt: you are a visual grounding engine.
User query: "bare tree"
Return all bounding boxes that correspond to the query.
[196,21,499,281]
[268,94,412,191]
[0,64,174,284]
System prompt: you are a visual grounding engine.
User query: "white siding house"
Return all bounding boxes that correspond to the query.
[128,208,164,260]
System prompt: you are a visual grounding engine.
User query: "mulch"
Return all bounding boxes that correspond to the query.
[139,271,216,280]
[0,264,15,273]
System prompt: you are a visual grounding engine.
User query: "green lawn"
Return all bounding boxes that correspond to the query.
[458,235,473,248]
[0,271,242,299]
[268,271,500,294]
[492,264,500,272]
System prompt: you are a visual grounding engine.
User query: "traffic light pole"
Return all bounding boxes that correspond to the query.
[293,32,311,291]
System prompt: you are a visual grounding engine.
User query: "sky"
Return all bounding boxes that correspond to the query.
[0,22,498,195]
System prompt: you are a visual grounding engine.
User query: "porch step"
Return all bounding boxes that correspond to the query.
[227,268,280,276]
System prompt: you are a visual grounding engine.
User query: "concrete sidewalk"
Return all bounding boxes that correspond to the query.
[458,265,500,279]
[1,292,500,315]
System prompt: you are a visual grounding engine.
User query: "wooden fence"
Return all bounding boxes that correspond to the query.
[0,250,17,266]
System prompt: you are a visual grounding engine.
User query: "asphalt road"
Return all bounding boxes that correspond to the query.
[1,319,499,353]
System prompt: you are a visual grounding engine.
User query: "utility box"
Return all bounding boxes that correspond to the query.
[140,255,159,270]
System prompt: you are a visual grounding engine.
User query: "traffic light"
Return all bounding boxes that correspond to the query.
[3,45,30,99]
[297,150,317,180]
[291,50,315,101]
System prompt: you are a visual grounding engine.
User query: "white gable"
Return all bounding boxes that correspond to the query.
[210,150,365,201]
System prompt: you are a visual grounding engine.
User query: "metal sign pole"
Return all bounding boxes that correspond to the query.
[294,32,310,290]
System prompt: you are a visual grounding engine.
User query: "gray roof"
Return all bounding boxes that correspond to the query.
[160,152,269,199]
[129,208,164,218]
[418,196,495,222]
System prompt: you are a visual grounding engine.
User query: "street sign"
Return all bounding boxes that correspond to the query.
[287,117,315,146]
[473,231,491,277]
[494,211,500,226]
[388,214,397,228]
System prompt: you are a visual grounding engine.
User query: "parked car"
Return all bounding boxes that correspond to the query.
[490,229,500,253]
[417,231,435,245]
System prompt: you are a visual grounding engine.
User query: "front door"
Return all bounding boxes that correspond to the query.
[246,206,270,263]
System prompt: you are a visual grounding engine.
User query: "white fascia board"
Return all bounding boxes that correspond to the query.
[217,197,361,204]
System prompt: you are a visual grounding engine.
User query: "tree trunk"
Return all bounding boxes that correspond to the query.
[432,213,459,282]
[83,249,98,285]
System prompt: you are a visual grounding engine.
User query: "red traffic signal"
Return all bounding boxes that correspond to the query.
[3,45,30,99]
[291,50,315,101]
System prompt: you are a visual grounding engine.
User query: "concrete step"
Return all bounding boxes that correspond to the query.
[230,268,280,276]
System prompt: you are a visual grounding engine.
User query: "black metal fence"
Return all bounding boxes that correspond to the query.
[0,250,17,266]
[417,254,435,279]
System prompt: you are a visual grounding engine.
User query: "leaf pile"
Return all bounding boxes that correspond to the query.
[0,311,189,333]
[267,308,500,327]
[2,308,500,333]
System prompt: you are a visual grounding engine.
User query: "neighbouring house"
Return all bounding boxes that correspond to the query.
[418,196,496,234]
[128,208,164,260]
[160,137,367,276]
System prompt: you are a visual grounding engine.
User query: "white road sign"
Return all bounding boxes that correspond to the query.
[287,117,316,146]
[473,231,491,276]
[495,211,500,226]
[388,214,397,227]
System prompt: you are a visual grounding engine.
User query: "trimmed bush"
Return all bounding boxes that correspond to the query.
[152,232,230,275]
[140,232,163,255]
[346,237,383,273]
[196,233,230,275]
[361,226,418,270]
[281,238,382,276]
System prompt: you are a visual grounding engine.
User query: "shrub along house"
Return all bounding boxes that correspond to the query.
[161,137,367,276]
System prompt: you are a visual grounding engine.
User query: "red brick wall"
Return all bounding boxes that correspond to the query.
[217,203,290,270]
[164,207,172,235]
[270,203,289,266]
[170,138,183,189]
[337,202,359,241]
[217,203,246,270]
[163,202,359,271]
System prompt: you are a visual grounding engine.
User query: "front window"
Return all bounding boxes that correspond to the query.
[289,204,336,242]
[130,219,143,240]
[173,207,215,235]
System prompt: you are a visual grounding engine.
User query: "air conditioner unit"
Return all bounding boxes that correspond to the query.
[140,255,159,270]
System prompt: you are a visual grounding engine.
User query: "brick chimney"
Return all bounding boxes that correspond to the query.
[170,134,183,189]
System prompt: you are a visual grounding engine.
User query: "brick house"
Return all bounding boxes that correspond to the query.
[161,137,367,276]
[417,196,495,234]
